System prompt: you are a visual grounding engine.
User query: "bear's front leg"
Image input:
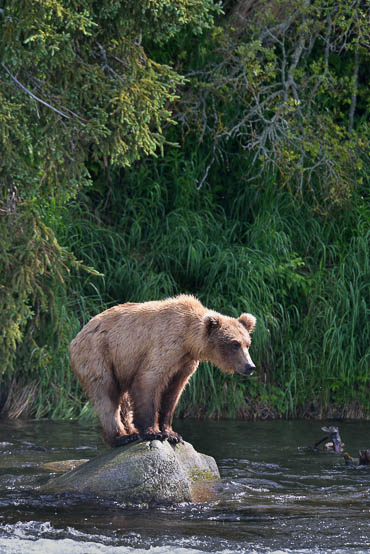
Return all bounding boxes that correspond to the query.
[141,426,165,441]
[161,425,184,445]
[158,363,198,444]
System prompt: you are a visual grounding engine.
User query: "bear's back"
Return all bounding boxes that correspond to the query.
[69,295,207,374]
[105,295,205,339]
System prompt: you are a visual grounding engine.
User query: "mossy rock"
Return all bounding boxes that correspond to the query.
[40,440,220,504]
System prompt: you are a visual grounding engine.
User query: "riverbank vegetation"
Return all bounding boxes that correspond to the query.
[1,0,369,421]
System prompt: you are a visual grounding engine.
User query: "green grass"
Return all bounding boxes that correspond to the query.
[17,146,365,422]
[1,0,369,424]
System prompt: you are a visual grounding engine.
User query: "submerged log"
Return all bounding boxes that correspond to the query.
[40,440,220,504]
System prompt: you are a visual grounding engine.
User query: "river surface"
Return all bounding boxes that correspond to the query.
[0,419,369,554]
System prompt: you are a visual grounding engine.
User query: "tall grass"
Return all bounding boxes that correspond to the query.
[31,146,368,421]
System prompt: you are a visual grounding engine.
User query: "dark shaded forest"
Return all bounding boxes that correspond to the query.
[0,0,369,421]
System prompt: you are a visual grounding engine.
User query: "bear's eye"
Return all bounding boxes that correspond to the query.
[231,341,241,350]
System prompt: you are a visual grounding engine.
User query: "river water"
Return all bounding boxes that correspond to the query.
[0,419,369,554]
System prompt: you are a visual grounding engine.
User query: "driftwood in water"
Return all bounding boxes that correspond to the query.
[312,426,343,453]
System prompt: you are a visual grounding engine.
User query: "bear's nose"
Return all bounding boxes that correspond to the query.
[244,363,256,375]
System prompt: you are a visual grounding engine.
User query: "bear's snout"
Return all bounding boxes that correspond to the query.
[235,362,256,376]
[245,362,256,375]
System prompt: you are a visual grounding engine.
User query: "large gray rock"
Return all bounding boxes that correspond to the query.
[41,440,220,504]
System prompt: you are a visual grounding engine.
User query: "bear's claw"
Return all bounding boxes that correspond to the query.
[166,432,184,445]
[114,433,139,447]
[141,431,165,442]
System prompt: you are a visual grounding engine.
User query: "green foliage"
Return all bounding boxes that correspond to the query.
[122,0,222,43]
[0,1,191,203]
[0,201,101,416]
[175,0,370,208]
[0,0,220,410]
[0,0,368,421]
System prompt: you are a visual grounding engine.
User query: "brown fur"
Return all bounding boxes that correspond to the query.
[69,295,256,446]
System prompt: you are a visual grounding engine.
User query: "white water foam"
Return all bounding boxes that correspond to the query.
[1,522,370,554]
[0,538,370,554]
[0,537,210,554]
[1,537,370,554]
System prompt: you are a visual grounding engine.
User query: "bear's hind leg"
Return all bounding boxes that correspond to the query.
[93,378,138,447]
[129,376,164,442]
[119,392,139,443]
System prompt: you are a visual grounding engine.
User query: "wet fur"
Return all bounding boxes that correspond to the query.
[69,295,256,447]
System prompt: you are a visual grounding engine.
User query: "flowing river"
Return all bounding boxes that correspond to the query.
[0,418,369,554]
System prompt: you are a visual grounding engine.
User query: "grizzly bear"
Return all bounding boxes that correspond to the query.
[69,295,256,447]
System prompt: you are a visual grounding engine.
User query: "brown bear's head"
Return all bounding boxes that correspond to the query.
[202,312,256,376]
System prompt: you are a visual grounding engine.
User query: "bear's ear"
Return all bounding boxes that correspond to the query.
[238,313,256,333]
[204,313,221,335]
